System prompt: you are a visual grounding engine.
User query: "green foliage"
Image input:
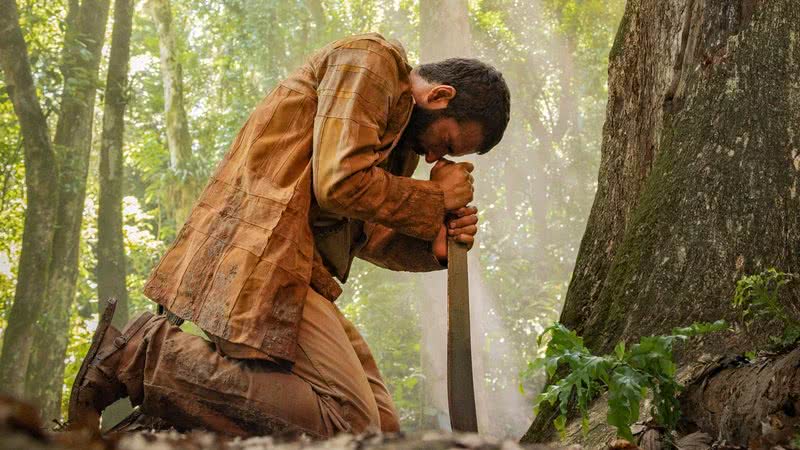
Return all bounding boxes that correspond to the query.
[0,104,24,329]
[732,268,800,349]
[527,320,728,441]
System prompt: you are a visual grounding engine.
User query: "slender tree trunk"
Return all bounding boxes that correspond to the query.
[523,0,800,445]
[98,0,134,329]
[25,0,111,420]
[98,1,136,429]
[147,0,193,227]
[0,0,59,396]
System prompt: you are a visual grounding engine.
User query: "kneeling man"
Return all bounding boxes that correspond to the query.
[69,33,510,437]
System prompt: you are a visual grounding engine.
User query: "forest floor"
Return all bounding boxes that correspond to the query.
[0,395,581,450]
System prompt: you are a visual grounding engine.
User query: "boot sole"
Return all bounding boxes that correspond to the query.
[68,298,117,423]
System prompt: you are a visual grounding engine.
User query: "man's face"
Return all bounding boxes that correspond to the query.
[402,106,485,164]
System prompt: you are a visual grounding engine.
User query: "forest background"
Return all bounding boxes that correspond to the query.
[0,0,623,439]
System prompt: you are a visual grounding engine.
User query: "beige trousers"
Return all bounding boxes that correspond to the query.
[119,287,399,437]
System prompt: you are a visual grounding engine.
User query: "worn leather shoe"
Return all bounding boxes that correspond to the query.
[67,300,153,431]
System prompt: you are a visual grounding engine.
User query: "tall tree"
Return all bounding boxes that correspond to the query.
[98,0,135,328]
[96,0,136,427]
[97,0,135,330]
[523,0,800,445]
[0,0,60,397]
[147,0,193,227]
[25,0,112,419]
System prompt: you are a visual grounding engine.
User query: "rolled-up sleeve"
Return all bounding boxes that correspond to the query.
[312,42,444,241]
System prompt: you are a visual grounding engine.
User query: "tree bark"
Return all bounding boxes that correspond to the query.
[98,0,136,426]
[25,0,111,420]
[0,0,59,397]
[147,0,193,226]
[523,0,800,445]
[679,348,800,447]
[98,0,134,329]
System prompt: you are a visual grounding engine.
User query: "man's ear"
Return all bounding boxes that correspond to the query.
[426,85,456,109]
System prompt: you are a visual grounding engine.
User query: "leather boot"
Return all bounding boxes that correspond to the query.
[67,300,154,431]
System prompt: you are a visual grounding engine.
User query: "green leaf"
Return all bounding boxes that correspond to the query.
[614,341,625,360]
[554,414,567,440]
[672,320,728,338]
[731,269,799,349]
[529,320,726,440]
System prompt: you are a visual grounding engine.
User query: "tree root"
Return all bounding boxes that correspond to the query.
[678,347,800,448]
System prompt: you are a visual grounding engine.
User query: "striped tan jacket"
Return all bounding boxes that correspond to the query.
[143,33,446,363]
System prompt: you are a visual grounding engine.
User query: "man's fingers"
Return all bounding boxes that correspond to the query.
[459,162,475,173]
[449,225,478,236]
[448,214,478,229]
[454,234,474,249]
[452,206,478,217]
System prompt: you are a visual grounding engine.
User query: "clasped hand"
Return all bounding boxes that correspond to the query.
[430,159,474,210]
[430,159,478,261]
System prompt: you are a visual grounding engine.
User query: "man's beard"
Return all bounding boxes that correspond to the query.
[398,106,448,156]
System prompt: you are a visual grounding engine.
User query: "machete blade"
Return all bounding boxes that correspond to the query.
[447,239,478,432]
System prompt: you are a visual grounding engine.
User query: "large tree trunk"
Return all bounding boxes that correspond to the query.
[147,0,193,227]
[25,0,111,420]
[522,0,800,446]
[0,0,59,397]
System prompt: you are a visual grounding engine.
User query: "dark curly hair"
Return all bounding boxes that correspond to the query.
[416,58,511,153]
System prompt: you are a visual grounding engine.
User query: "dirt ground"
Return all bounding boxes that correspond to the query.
[0,395,580,450]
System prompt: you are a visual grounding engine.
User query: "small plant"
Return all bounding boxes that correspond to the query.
[732,268,799,349]
[526,320,727,441]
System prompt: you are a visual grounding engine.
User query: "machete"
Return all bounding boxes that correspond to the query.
[447,238,478,432]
